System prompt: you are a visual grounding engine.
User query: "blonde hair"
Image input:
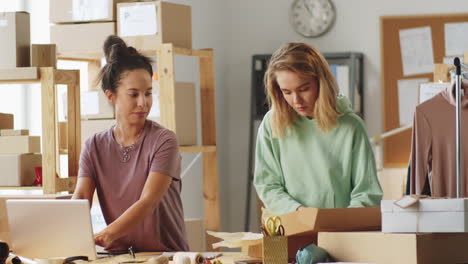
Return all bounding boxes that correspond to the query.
[264,42,340,137]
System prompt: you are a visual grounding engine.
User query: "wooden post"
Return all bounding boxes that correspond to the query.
[31,44,56,68]
[40,68,57,194]
[434,63,449,82]
[157,44,177,131]
[55,69,80,192]
[199,49,220,250]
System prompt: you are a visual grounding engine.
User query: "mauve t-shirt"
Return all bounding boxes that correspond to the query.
[78,120,189,252]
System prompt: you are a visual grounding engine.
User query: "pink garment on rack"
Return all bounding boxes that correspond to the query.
[410,84,468,197]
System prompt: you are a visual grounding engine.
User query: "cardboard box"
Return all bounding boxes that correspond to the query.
[31,44,56,68]
[0,12,30,68]
[0,194,71,245]
[248,235,316,260]
[381,198,468,233]
[50,22,115,58]
[0,113,13,130]
[117,1,192,50]
[148,82,197,146]
[318,231,468,264]
[377,168,406,200]
[0,129,29,136]
[0,136,40,154]
[0,154,41,186]
[81,119,116,145]
[50,0,132,23]
[185,218,205,252]
[280,207,381,236]
[63,91,114,120]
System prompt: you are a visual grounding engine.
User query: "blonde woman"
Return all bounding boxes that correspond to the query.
[254,43,382,215]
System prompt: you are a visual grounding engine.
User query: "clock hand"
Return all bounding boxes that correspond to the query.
[303,0,313,16]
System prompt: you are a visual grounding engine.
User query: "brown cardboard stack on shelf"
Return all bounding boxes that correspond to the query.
[49,0,131,59]
[117,1,192,50]
[0,12,30,68]
[0,114,41,186]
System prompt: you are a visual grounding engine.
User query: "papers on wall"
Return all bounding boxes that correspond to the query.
[399,27,434,76]
[419,82,450,104]
[397,78,429,126]
[119,4,158,37]
[330,64,350,99]
[445,22,468,57]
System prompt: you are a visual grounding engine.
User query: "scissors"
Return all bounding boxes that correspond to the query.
[262,216,285,236]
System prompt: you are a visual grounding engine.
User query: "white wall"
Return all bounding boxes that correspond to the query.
[224,0,468,232]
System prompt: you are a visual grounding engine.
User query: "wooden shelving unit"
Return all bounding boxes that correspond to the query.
[0,67,81,194]
[58,44,221,249]
[156,44,220,249]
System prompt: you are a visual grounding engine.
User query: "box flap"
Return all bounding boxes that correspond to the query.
[381,198,468,213]
[281,207,381,236]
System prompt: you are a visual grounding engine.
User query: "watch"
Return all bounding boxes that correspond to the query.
[290,0,336,38]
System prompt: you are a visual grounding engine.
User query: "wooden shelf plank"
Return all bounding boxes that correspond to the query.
[180,145,216,153]
[56,45,213,61]
[0,67,39,83]
[56,177,77,193]
[57,51,104,61]
[0,186,42,190]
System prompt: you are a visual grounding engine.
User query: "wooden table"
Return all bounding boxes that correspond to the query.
[90,252,258,264]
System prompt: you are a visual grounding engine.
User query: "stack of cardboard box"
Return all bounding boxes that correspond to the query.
[117,1,197,146]
[55,1,198,147]
[49,0,128,59]
[0,113,41,186]
[0,12,30,69]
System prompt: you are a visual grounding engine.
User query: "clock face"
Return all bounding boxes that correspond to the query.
[290,0,336,38]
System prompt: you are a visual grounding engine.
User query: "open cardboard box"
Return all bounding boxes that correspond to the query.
[281,206,381,236]
[248,207,381,259]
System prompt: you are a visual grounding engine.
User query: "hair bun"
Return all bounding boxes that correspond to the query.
[103,35,134,62]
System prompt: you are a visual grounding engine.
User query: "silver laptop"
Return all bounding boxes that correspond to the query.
[6,199,97,260]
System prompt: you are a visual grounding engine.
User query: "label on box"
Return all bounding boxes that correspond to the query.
[81,91,100,115]
[119,4,158,37]
[73,0,109,21]
[0,20,7,27]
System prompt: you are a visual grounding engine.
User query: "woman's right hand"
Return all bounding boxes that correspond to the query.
[94,228,117,250]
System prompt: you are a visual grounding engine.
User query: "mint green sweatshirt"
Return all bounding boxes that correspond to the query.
[254,96,382,215]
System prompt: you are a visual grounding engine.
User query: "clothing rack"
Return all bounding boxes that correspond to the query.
[453,58,465,198]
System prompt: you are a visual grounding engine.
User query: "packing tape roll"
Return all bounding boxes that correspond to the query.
[173,253,204,264]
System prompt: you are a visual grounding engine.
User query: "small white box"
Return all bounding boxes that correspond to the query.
[381,198,468,233]
[63,91,115,120]
[81,119,116,145]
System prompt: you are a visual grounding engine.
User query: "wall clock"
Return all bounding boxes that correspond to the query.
[290,0,336,38]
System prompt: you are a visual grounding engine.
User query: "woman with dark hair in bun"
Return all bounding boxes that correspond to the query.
[72,35,189,252]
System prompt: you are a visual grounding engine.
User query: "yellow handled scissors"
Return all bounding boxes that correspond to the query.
[263,216,285,236]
